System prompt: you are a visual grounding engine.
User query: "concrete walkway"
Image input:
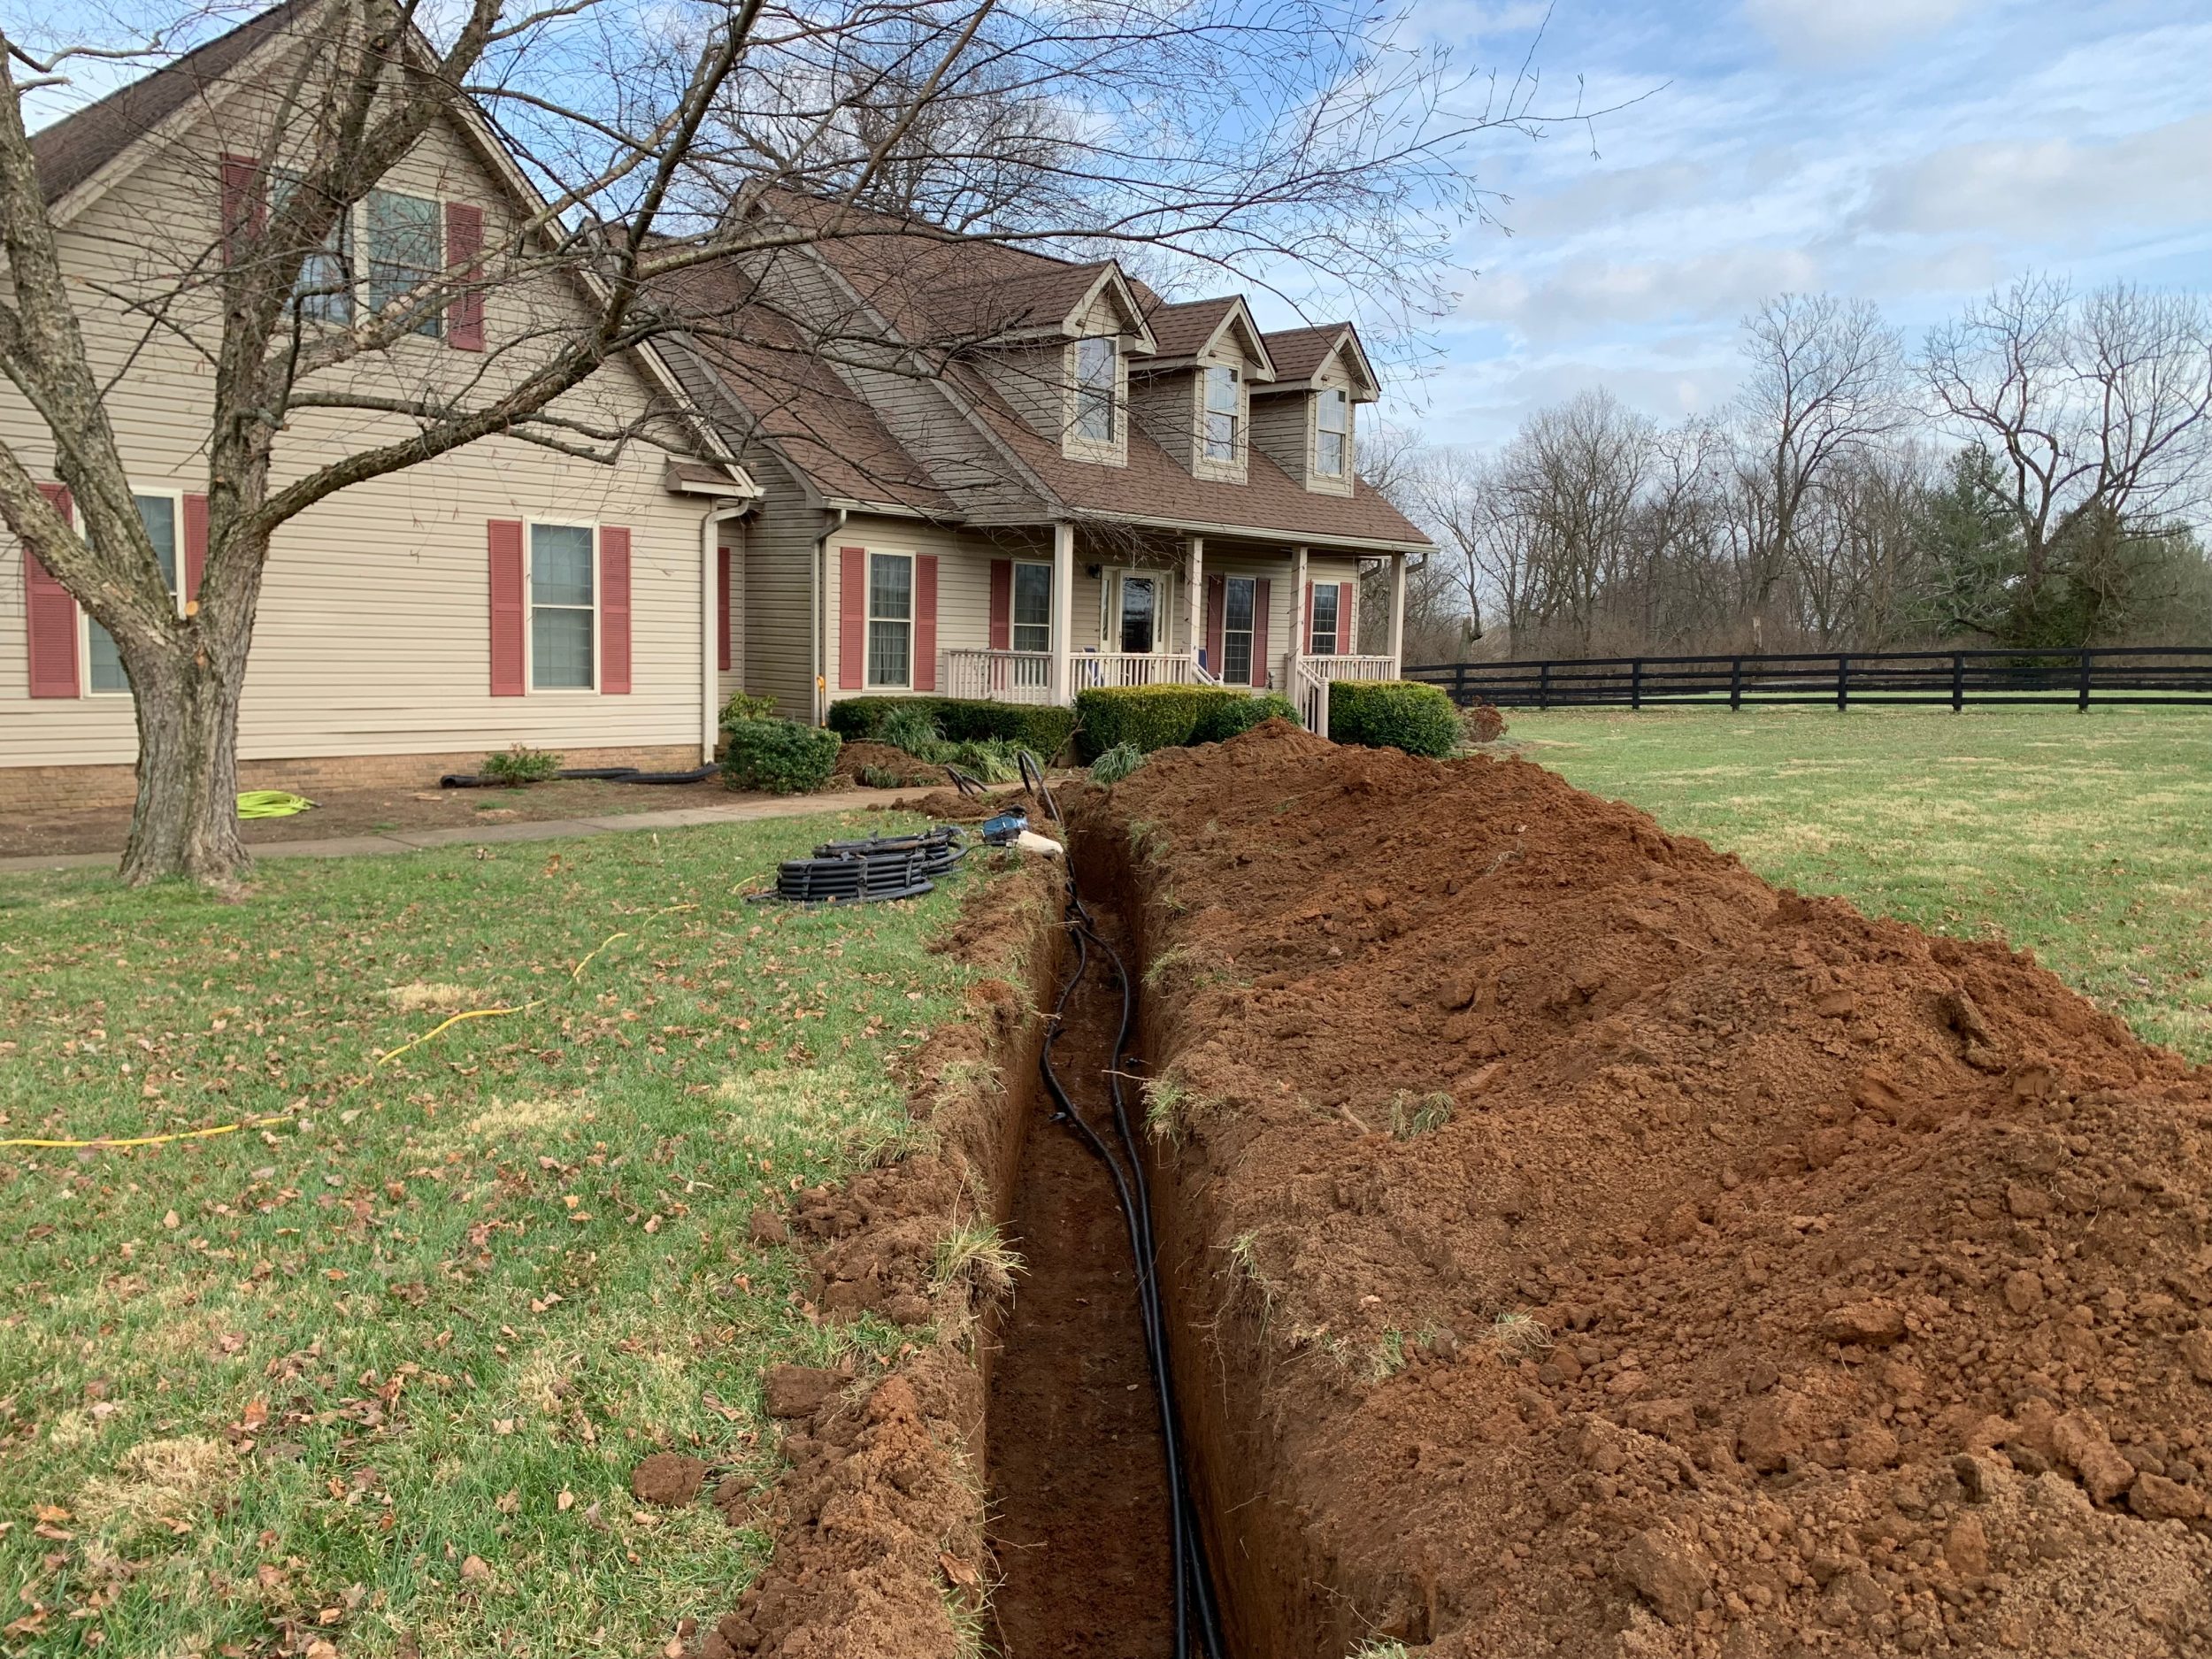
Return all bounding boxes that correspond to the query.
[0,785,957,874]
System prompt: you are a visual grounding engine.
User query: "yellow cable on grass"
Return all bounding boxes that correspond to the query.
[1,1112,296,1150]
[373,1002,543,1068]
[10,905,709,1149]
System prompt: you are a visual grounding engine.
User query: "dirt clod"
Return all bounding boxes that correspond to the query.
[631,1454,708,1508]
[761,1365,844,1420]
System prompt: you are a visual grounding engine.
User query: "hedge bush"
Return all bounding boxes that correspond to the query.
[1327,680,1459,758]
[1073,684,1253,761]
[722,718,841,795]
[1191,690,1299,744]
[827,696,1073,758]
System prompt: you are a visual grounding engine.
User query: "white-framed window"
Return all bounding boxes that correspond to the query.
[367,188,443,338]
[1310,584,1340,654]
[273,167,355,325]
[867,551,915,687]
[87,489,185,695]
[1203,365,1240,461]
[1220,575,1256,685]
[1316,388,1352,478]
[1011,561,1052,654]
[528,521,596,690]
[1072,335,1117,443]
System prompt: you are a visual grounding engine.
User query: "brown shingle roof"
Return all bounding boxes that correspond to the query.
[1256,324,1347,382]
[1141,297,1238,360]
[659,258,955,516]
[31,1,306,204]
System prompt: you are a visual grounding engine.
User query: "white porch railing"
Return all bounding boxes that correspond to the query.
[945,649,1055,704]
[1071,652,1205,692]
[1294,654,1399,739]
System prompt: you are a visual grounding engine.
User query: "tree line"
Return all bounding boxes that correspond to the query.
[1391,279,2212,664]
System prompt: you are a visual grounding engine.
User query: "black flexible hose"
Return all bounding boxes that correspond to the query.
[1022,749,1225,1659]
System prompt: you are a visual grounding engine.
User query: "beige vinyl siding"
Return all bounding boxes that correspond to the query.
[734,455,826,721]
[3,65,714,771]
[1129,369,1198,472]
[1248,388,1311,488]
[716,526,745,709]
[821,517,1050,701]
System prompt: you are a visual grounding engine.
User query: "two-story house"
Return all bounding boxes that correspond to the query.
[1,4,1431,812]
[0,4,757,811]
[661,192,1433,735]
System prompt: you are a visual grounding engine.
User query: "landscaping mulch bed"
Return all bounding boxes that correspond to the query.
[1083,719,2212,1658]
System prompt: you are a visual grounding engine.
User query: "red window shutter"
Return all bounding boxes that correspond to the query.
[913,555,938,691]
[1250,577,1271,687]
[1303,580,1316,651]
[987,558,1012,651]
[183,493,209,605]
[1205,572,1225,674]
[219,153,264,266]
[717,547,733,673]
[599,526,632,694]
[838,546,866,689]
[1340,581,1356,652]
[488,518,525,695]
[445,202,485,351]
[25,483,81,698]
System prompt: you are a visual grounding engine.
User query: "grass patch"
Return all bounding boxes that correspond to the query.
[0,810,985,1656]
[1508,706,2212,1062]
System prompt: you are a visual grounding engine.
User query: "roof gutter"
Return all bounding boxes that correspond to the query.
[1021,508,1432,558]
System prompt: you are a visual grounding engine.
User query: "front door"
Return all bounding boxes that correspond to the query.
[1115,572,1163,654]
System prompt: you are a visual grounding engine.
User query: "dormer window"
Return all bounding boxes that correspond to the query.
[1316,388,1351,478]
[1203,365,1241,460]
[1073,335,1118,442]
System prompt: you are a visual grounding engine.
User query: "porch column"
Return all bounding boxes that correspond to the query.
[1051,520,1076,705]
[1185,534,1204,674]
[1387,552,1408,676]
[1288,544,1310,694]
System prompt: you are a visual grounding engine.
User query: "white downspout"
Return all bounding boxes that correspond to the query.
[700,504,749,764]
[811,508,848,726]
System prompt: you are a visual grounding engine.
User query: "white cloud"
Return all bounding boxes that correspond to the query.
[1742,0,1980,62]
[1461,246,1825,337]
[1858,112,2212,240]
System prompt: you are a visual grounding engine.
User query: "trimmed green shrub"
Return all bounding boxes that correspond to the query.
[1073,684,1256,761]
[480,744,563,785]
[1088,743,1144,787]
[722,718,841,795]
[718,691,779,725]
[1327,680,1459,758]
[827,696,1073,759]
[1192,691,1299,744]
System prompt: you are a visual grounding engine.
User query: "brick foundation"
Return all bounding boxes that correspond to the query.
[0,745,705,815]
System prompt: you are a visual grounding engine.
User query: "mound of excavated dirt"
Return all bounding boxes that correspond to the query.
[833,740,946,787]
[1086,720,2212,1658]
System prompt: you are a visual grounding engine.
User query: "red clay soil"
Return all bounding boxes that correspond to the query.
[985,908,1178,1656]
[833,741,948,787]
[1080,720,2212,1659]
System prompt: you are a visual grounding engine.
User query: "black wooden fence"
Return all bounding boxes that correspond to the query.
[1403,647,2212,711]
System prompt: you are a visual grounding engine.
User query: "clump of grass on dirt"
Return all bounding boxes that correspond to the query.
[933,1222,1023,1298]
[1487,1310,1555,1361]
[1508,705,2212,1060]
[1386,1089,1454,1139]
[0,810,981,1657]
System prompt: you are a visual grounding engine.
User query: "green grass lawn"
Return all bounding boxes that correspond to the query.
[1502,705,2212,1064]
[0,814,988,1658]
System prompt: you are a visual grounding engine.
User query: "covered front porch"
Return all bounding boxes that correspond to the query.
[941,526,1406,736]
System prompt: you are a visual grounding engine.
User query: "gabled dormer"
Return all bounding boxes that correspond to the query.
[1129,296,1277,482]
[947,260,1156,467]
[1249,325,1381,496]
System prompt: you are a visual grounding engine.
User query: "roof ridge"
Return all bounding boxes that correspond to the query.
[31,0,312,203]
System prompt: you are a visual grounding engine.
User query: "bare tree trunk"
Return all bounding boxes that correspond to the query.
[118,629,250,886]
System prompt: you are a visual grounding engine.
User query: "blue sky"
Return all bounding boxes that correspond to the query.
[1393,0,2212,448]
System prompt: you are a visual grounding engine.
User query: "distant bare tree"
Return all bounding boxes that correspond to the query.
[1919,276,2212,626]
[1733,293,1906,649]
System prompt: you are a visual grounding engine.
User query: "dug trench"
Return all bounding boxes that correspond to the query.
[695,725,2212,1659]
